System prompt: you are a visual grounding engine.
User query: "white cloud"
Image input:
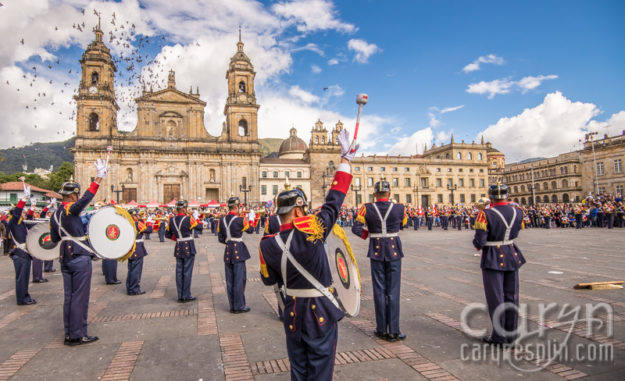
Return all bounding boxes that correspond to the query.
[478,91,625,162]
[347,38,381,64]
[388,127,434,155]
[311,64,321,73]
[462,54,504,73]
[435,130,451,145]
[291,42,324,56]
[466,74,557,99]
[327,58,339,65]
[288,85,320,104]
[440,104,464,114]
[271,0,356,33]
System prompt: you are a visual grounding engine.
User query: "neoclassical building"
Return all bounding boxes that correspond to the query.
[73,25,261,204]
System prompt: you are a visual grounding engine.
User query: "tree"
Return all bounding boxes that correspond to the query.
[47,162,74,192]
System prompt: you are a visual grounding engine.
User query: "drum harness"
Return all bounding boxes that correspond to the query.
[172,216,194,242]
[274,231,342,311]
[52,209,97,256]
[223,215,243,243]
[368,203,398,238]
[484,207,517,246]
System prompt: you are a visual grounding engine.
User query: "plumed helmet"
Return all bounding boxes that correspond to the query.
[488,182,509,201]
[227,196,240,207]
[276,188,308,214]
[59,181,80,196]
[374,180,391,193]
[176,200,188,209]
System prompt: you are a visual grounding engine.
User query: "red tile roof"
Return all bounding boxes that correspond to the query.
[0,182,61,198]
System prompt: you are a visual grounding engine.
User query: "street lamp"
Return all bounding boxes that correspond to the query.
[351,184,361,207]
[111,184,125,204]
[584,132,599,196]
[530,163,536,206]
[447,183,457,205]
[413,184,419,207]
[239,180,252,207]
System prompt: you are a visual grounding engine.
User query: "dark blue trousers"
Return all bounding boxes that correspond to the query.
[158,225,166,242]
[175,255,195,300]
[61,255,92,339]
[287,322,337,381]
[126,257,144,294]
[427,217,433,230]
[482,269,519,344]
[225,261,247,310]
[102,259,118,284]
[44,260,55,272]
[11,254,33,304]
[32,257,44,281]
[412,217,418,230]
[370,259,402,335]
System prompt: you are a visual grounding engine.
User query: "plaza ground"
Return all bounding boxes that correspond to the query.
[0,227,623,380]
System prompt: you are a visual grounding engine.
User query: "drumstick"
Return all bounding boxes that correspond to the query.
[351,94,368,153]
[105,145,113,168]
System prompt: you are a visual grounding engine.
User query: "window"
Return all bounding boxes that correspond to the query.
[468,152,473,160]
[543,195,549,203]
[261,171,267,178]
[447,168,452,172]
[513,186,518,194]
[392,178,399,187]
[615,159,623,174]
[393,194,399,202]
[261,185,267,195]
[368,177,373,186]
[297,171,302,178]
[380,167,386,172]
[238,119,248,136]
[551,195,558,203]
[367,167,373,171]
[89,113,99,131]
[393,167,398,172]
[272,185,278,195]
[437,194,443,203]
[315,136,319,144]
[599,186,605,194]
[460,194,465,203]
[471,194,476,203]
[616,185,624,195]
[448,194,453,203]
[405,167,410,172]
[543,182,548,190]
[457,152,462,160]
[285,171,290,179]
[273,171,278,178]
[535,183,540,191]
[354,167,360,171]
[521,185,526,192]
[479,179,485,187]
[459,168,463,172]
[551,181,557,190]
[421,178,428,187]
[91,71,99,85]
[492,161,498,168]
[355,177,361,186]
[459,178,464,187]
[445,153,451,159]
[238,81,246,92]
[406,194,412,204]
[469,168,474,173]
[479,169,484,173]
[369,194,375,203]
[562,180,568,188]
[126,168,133,182]
[436,168,441,172]
[447,179,453,187]
[573,165,577,173]
[478,153,483,160]
[469,179,475,188]
[436,178,442,187]
[405,178,411,187]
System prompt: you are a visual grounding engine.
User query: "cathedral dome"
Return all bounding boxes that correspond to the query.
[278,128,308,159]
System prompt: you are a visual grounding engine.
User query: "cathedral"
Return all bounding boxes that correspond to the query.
[73,25,261,204]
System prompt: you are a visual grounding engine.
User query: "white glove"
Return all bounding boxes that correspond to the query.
[95,158,109,178]
[49,197,57,206]
[338,128,359,161]
[30,197,37,206]
[22,185,31,200]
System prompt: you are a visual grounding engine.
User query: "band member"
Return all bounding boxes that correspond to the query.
[50,159,108,346]
[7,188,37,305]
[102,258,120,285]
[26,198,49,284]
[352,180,408,342]
[166,200,198,303]
[126,209,153,295]
[157,211,167,242]
[259,128,357,380]
[218,197,255,313]
[473,183,526,345]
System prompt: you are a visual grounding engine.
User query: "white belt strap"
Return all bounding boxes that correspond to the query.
[486,207,517,246]
[11,235,27,251]
[174,216,193,242]
[135,239,144,243]
[53,210,98,257]
[177,236,194,242]
[369,232,399,238]
[275,231,341,310]
[371,203,394,235]
[224,215,243,243]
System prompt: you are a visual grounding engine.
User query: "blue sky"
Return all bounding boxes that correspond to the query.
[1,0,624,162]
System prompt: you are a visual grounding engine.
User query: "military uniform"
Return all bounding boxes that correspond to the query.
[166,207,198,302]
[126,216,153,295]
[50,181,101,344]
[259,167,352,380]
[264,214,286,319]
[473,187,526,345]
[218,204,255,312]
[25,205,48,283]
[352,190,407,340]
[7,200,36,305]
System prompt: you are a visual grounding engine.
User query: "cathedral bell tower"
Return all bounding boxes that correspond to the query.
[224,28,259,142]
[74,17,119,139]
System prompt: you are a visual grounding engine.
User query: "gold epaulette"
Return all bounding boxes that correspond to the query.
[474,210,488,231]
[356,204,367,224]
[293,215,325,243]
[64,202,74,215]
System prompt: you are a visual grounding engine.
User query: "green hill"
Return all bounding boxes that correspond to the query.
[0,137,285,173]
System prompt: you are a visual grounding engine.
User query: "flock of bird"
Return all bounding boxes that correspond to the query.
[7,8,181,143]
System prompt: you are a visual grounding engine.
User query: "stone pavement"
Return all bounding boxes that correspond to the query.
[0,227,624,380]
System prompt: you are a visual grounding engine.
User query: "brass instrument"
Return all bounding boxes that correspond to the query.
[476,198,490,211]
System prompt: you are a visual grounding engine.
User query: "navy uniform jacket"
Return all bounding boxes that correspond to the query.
[218,213,254,263]
[259,169,352,340]
[264,215,281,236]
[166,214,198,258]
[50,182,99,261]
[351,200,407,262]
[131,220,153,259]
[7,200,33,259]
[473,202,526,271]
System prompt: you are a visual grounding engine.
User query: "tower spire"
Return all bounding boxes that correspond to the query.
[93,13,103,42]
[237,26,244,52]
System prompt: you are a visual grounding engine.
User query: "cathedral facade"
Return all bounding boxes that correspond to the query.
[73,26,260,204]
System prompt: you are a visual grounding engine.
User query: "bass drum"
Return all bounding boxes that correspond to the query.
[325,224,361,317]
[26,223,59,261]
[88,206,136,260]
